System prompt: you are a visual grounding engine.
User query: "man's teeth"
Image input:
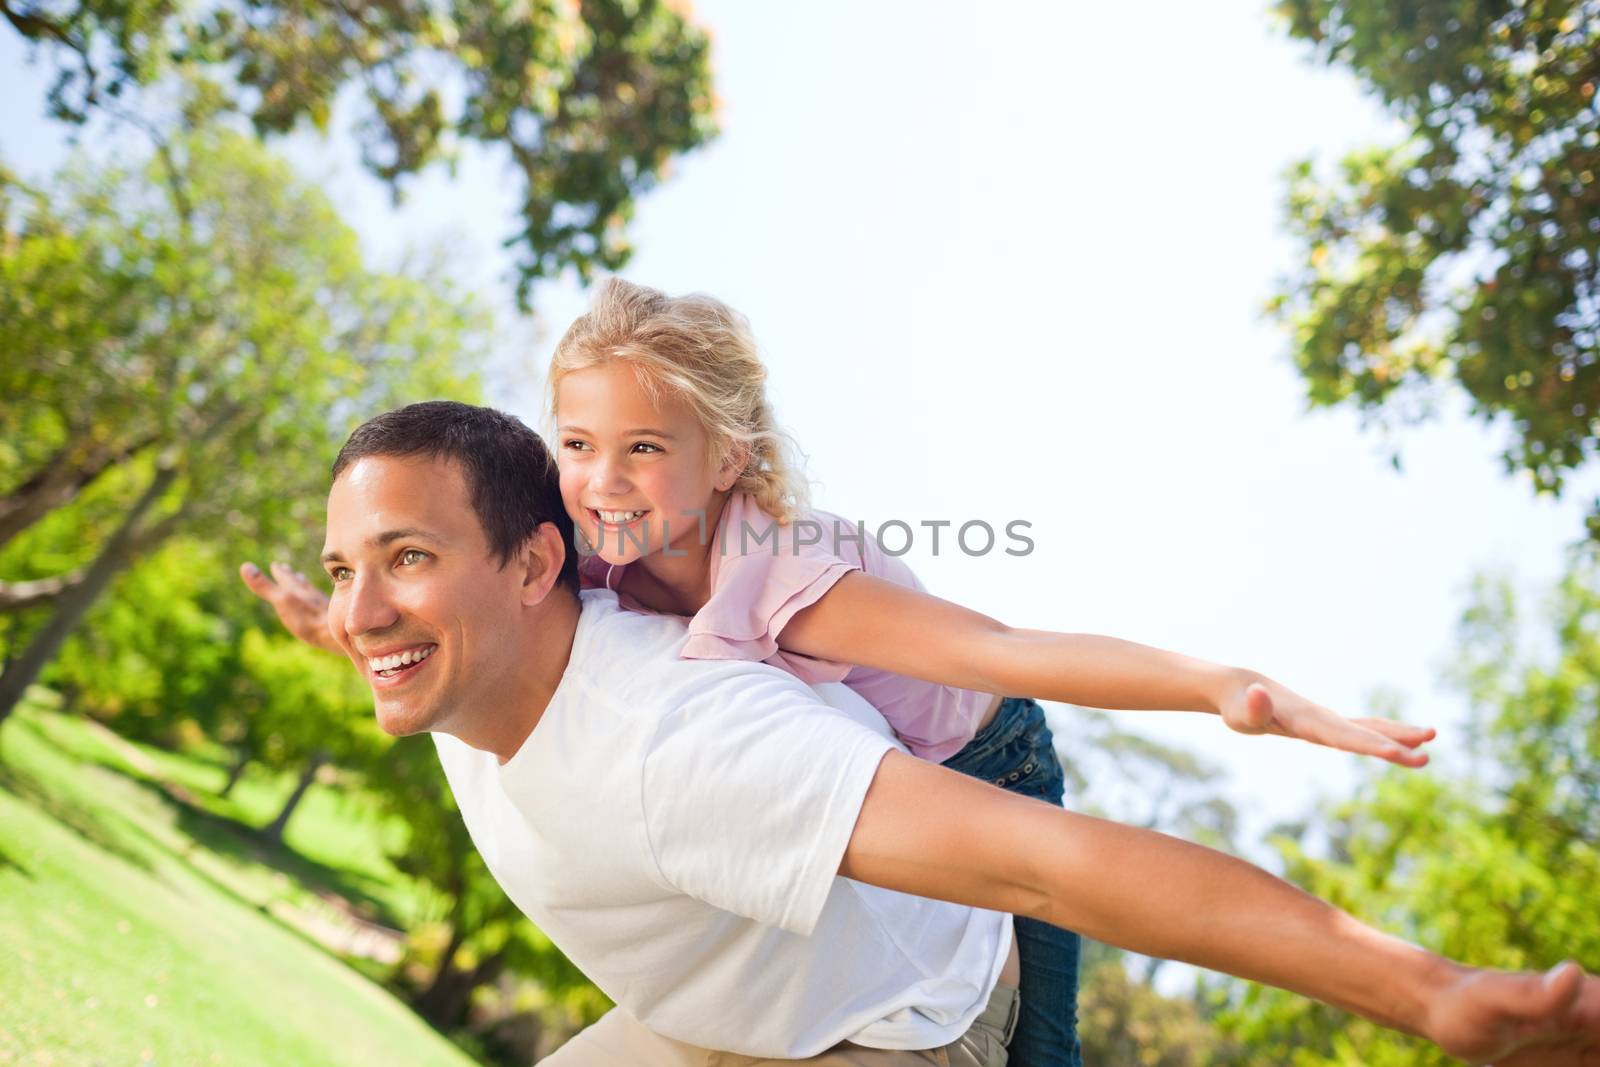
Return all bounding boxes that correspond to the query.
[367,646,435,673]
[597,509,646,524]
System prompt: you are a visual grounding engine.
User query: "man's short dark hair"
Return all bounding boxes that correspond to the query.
[332,401,579,592]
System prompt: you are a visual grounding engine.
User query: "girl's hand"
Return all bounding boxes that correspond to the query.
[1217,674,1435,767]
[239,561,340,655]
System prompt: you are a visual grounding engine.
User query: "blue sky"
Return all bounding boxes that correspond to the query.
[3,0,1589,831]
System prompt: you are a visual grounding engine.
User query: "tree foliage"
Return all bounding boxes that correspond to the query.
[0,126,487,722]
[1,0,718,305]
[367,734,607,1035]
[1271,0,1600,532]
[1213,558,1600,1063]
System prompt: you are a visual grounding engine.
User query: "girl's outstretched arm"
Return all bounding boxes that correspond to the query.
[240,561,340,654]
[780,571,1434,766]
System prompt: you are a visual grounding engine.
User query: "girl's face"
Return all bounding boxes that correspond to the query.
[555,362,737,568]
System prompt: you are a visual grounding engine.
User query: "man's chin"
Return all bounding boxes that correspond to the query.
[372,697,440,738]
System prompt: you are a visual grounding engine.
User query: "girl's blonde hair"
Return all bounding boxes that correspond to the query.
[548,278,808,523]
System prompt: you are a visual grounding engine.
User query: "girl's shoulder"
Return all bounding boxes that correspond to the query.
[715,493,868,568]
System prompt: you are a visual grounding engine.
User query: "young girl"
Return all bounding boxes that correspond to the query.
[244,279,1436,1066]
[543,279,1435,1067]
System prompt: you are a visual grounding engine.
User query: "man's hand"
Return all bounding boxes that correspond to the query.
[1426,960,1600,1065]
[1217,675,1435,768]
[239,561,340,654]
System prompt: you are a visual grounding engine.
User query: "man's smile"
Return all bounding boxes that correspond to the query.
[361,642,438,682]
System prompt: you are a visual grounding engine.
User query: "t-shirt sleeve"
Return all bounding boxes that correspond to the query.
[682,501,867,684]
[639,668,897,936]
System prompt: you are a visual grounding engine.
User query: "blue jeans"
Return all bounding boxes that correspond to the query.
[941,697,1083,1067]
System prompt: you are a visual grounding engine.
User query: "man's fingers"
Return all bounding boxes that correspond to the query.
[1536,962,1585,1017]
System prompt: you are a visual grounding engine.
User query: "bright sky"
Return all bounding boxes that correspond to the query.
[2,0,1588,835]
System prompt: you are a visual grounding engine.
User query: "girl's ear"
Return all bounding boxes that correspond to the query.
[715,443,749,493]
[518,521,569,606]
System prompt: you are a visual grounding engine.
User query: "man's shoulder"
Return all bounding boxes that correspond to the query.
[578,588,687,646]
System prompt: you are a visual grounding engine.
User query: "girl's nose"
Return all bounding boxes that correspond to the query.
[591,454,632,496]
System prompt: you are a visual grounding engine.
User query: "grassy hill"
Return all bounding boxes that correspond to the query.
[0,699,480,1067]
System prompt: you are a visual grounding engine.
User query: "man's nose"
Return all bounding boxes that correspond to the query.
[342,573,401,637]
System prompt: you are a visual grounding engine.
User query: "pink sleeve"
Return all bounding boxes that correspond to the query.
[680,497,861,684]
[577,553,614,591]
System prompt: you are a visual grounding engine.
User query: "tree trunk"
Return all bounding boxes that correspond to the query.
[260,749,328,844]
[0,464,179,726]
[413,944,507,1029]
[0,432,158,550]
[219,749,252,798]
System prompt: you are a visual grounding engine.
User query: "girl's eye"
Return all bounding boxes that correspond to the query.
[400,549,429,566]
[563,439,591,452]
[631,442,663,454]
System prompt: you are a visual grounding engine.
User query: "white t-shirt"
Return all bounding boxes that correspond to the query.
[432,590,1011,1058]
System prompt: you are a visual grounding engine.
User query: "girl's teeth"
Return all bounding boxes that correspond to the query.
[598,509,645,524]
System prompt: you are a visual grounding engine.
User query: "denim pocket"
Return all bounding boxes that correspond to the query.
[943,698,1065,807]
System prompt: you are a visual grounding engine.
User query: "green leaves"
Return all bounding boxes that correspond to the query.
[5,0,719,308]
[1272,0,1599,530]
[1214,558,1600,1064]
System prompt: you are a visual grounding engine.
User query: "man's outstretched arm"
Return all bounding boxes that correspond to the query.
[839,751,1600,1065]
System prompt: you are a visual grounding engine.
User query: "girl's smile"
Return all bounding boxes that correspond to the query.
[555,361,738,572]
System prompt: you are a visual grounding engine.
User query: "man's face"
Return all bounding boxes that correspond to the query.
[321,454,525,737]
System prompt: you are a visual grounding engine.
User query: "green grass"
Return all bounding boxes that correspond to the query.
[22,708,428,931]
[0,700,476,1067]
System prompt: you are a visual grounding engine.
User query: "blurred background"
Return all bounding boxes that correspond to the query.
[1,0,1596,1063]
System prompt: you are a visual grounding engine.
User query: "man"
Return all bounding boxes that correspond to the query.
[246,401,1599,1065]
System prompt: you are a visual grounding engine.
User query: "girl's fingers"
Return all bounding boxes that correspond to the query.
[1238,683,1275,732]
[1291,710,1432,766]
[240,562,276,598]
[1350,717,1437,747]
[268,561,329,608]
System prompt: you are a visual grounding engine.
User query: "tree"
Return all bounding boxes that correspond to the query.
[0,126,488,724]
[1076,943,1248,1067]
[1212,558,1600,1063]
[1270,0,1600,534]
[367,736,606,1034]
[0,0,718,306]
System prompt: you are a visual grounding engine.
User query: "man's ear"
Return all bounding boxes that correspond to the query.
[517,521,570,607]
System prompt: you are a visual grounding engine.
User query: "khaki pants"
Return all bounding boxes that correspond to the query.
[540,981,1019,1066]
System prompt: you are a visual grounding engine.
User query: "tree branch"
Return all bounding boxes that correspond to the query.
[0,430,162,549]
[0,1,98,110]
[0,569,88,614]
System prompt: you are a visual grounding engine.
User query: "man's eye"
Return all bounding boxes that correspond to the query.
[329,567,353,583]
[400,549,428,566]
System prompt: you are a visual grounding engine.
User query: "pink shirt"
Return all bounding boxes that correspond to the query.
[577,493,991,762]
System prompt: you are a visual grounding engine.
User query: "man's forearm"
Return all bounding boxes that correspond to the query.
[1020,803,1453,1035]
[843,753,1455,1038]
